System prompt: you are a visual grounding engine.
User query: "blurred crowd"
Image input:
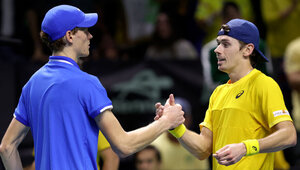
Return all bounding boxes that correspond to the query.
[1,0,300,169]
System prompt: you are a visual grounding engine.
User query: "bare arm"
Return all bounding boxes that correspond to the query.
[214,121,297,166]
[259,121,297,153]
[100,147,119,170]
[0,118,30,169]
[178,126,213,160]
[94,94,185,158]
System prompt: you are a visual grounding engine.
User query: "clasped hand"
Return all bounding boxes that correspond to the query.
[154,94,185,129]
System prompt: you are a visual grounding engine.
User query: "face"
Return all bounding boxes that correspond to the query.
[156,13,172,39]
[214,35,245,73]
[72,28,93,58]
[136,149,161,170]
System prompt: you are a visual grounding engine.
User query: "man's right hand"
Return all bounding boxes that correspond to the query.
[154,94,185,129]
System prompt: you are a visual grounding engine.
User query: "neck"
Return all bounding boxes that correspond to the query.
[228,66,253,83]
[52,50,78,63]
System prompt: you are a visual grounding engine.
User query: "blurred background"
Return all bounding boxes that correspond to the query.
[1,0,300,169]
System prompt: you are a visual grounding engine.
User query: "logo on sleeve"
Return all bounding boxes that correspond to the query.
[236,90,244,99]
[273,110,290,117]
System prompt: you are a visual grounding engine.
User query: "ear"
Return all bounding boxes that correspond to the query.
[243,43,255,57]
[65,30,73,43]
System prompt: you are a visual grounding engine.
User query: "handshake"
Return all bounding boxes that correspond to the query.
[154,94,187,138]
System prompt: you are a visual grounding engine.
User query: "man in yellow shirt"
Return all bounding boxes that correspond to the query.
[156,19,297,169]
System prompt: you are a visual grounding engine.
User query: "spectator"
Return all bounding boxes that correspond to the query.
[194,0,254,44]
[145,12,198,60]
[134,145,162,170]
[261,0,300,112]
[284,37,300,167]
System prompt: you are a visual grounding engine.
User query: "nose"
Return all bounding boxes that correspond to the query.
[88,32,93,39]
[214,44,221,55]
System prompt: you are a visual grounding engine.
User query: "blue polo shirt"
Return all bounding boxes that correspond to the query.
[14,56,113,170]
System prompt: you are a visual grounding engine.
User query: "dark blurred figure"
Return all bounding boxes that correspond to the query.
[0,0,28,62]
[145,12,198,60]
[194,0,254,44]
[261,0,300,114]
[134,145,162,170]
[284,37,300,169]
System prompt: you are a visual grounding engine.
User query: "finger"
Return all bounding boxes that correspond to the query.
[212,153,219,159]
[164,98,170,106]
[169,94,175,106]
[219,159,234,166]
[218,153,232,161]
[216,145,229,155]
[218,160,229,166]
[216,149,230,159]
[155,102,162,109]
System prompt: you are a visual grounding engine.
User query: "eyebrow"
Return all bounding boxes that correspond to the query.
[216,38,231,44]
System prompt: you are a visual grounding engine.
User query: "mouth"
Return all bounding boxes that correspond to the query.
[217,58,226,65]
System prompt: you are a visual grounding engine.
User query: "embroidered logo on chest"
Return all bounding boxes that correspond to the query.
[236,90,244,99]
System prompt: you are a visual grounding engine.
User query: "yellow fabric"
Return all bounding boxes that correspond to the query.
[152,133,209,170]
[200,69,292,170]
[168,124,186,138]
[261,0,300,58]
[284,37,300,131]
[195,0,254,43]
[274,150,290,169]
[242,139,259,156]
[97,131,111,170]
[98,131,110,151]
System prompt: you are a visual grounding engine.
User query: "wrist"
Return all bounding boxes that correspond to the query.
[242,139,260,156]
[168,124,186,138]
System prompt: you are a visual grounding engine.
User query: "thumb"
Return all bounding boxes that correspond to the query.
[169,94,175,106]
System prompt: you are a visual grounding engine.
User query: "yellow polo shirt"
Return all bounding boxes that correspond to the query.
[200,69,292,170]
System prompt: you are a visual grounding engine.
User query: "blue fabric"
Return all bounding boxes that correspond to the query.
[42,5,98,41]
[14,56,112,170]
[217,19,269,62]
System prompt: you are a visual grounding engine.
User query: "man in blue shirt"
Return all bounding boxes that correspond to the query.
[0,5,185,169]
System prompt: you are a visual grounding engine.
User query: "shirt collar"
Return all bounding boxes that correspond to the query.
[49,56,80,69]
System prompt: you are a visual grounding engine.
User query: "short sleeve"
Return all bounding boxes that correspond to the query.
[259,77,292,128]
[14,87,30,126]
[79,76,113,118]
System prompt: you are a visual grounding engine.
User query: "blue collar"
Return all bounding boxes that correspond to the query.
[49,56,80,69]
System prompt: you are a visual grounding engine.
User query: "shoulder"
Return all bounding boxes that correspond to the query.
[250,70,281,96]
[252,70,278,88]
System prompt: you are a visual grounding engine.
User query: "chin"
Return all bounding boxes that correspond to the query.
[80,53,89,58]
[218,67,227,73]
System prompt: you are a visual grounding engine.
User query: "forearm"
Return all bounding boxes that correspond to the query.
[96,111,172,158]
[115,118,171,157]
[178,128,212,160]
[0,118,29,169]
[0,145,23,170]
[258,121,297,153]
[101,148,119,170]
